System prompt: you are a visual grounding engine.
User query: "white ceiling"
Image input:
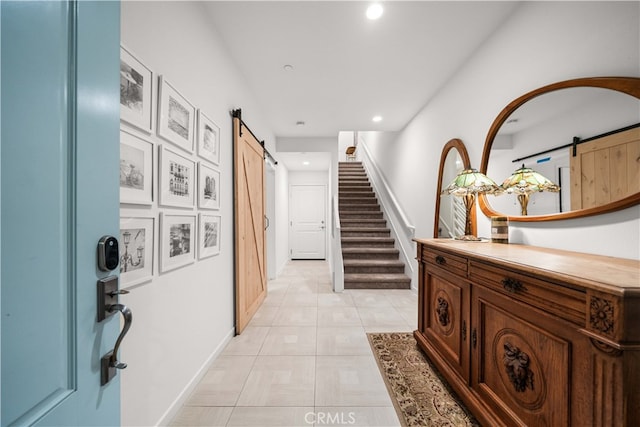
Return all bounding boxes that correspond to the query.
[204,1,520,170]
[276,152,332,171]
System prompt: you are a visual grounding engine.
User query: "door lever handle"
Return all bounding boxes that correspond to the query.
[101,303,133,385]
[108,289,130,298]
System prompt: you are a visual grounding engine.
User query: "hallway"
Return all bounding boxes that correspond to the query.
[170,261,417,426]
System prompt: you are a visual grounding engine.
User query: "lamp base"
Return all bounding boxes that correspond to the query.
[455,235,482,242]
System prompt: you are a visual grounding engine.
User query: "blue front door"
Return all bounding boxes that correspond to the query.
[1,1,122,425]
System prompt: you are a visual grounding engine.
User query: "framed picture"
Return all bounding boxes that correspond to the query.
[198,162,221,210]
[119,216,154,286]
[197,111,220,165]
[199,214,221,259]
[120,129,153,205]
[120,45,154,133]
[157,75,196,153]
[159,145,195,208]
[160,212,196,273]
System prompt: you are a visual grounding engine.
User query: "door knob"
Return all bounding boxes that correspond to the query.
[97,276,133,385]
[101,303,133,385]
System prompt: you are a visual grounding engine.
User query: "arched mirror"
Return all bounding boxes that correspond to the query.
[434,138,474,237]
[479,77,640,221]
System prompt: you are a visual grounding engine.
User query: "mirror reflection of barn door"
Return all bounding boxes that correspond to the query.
[233,110,267,334]
[570,127,640,210]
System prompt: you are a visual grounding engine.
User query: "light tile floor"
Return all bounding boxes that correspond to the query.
[170,260,418,427]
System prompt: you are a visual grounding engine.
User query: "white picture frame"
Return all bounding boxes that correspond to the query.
[197,111,220,166]
[199,214,221,259]
[120,45,154,133]
[198,162,221,210]
[160,212,196,273]
[119,215,154,287]
[159,145,195,208]
[120,129,153,205]
[157,75,196,153]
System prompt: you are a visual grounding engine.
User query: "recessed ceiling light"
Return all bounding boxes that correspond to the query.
[283,64,294,71]
[296,121,305,126]
[366,3,383,20]
[303,161,310,166]
[372,115,383,122]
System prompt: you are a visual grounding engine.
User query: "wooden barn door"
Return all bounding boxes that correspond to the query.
[570,127,640,210]
[233,112,267,334]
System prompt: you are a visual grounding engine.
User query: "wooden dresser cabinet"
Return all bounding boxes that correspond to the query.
[414,238,640,427]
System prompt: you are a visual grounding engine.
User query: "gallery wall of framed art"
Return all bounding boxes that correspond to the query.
[119,215,155,287]
[120,45,154,133]
[119,45,223,288]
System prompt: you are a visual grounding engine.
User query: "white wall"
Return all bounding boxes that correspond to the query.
[338,131,355,161]
[120,2,275,426]
[289,171,329,186]
[274,162,290,274]
[363,1,640,259]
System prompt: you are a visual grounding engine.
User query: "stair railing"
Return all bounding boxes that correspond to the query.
[331,194,344,292]
[358,142,417,289]
[452,196,466,237]
[438,215,455,238]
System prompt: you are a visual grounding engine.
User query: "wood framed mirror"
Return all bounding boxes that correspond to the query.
[478,77,640,222]
[434,138,474,237]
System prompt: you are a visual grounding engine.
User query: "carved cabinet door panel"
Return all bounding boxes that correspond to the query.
[422,269,471,382]
[471,286,571,427]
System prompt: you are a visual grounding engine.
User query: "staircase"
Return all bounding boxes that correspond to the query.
[338,162,411,289]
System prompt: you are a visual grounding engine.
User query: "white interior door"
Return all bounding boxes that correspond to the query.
[290,185,327,259]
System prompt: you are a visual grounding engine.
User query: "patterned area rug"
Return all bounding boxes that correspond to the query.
[368,332,480,427]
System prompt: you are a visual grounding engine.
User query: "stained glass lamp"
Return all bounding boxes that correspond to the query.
[442,168,502,240]
[501,164,560,215]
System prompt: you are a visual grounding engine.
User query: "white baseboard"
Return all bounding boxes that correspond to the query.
[155,327,236,426]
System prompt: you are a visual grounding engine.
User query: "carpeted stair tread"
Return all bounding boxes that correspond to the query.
[342,247,399,255]
[344,273,411,289]
[339,198,378,204]
[340,194,375,199]
[344,259,405,274]
[340,205,380,211]
[341,227,390,233]
[339,182,370,186]
[339,212,384,219]
[341,236,394,241]
[339,220,387,227]
[338,187,373,192]
[344,259,405,267]
[341,237,395,248]
[344,272,409,279]
[341,230,391,238]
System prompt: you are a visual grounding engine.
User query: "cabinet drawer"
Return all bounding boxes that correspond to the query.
[469,260,586,326]
[422,247,467,278]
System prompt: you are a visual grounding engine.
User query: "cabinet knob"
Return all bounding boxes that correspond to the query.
[462,320,467,341]
[435,255,446,265]
[502,277,526,293]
